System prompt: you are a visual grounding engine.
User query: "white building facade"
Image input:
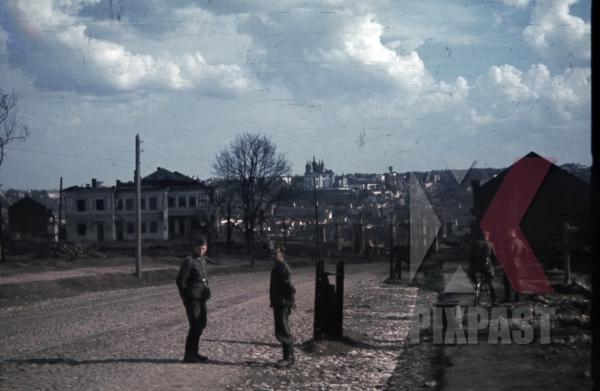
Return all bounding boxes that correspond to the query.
[64,169,214,242]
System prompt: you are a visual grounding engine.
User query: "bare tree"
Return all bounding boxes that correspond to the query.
[212,133,292,254]
[0,89,30,170]
[0,88,30,263]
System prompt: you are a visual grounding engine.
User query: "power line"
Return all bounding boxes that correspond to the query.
[5,147,134,163]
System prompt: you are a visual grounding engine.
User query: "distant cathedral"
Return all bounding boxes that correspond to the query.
[304,157,348,189]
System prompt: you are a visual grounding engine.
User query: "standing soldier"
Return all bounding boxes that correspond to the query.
[502,228,528,303]
[270,246,296,368]
[176,237,212,363]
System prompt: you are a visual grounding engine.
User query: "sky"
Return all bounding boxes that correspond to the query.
[0,0,591,190]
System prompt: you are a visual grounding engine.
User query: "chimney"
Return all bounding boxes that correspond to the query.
[92,178,97,188]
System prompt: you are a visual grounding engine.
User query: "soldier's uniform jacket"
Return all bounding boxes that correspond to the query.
[176,256,209,303]
[509,237,527,265]
[468,240,495,276]
[270,261,296,308]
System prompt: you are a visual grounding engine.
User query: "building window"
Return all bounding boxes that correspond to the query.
[149,197,158,210]
[126,222,134,234]
[78,223,86,235]
[77,199,86,212]
[125,198,134,211]
[141,222,147,234]
[178,196,186,207]
[140,198,146,210]
[96,199,104,211]
[188,196,196,207]
[168,197,175,207]
[198,195,208,207]
[117,199,123,211]
[150,222,158,233]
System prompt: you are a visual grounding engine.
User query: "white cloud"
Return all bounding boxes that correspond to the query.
[2,0,256,94]
[523,64,589,121]
[476,65,536,102]
[0,0,591,189]
[295,9,588,136]
[468,63,589,123]
[523,0,590,67]
[305,16,435,93]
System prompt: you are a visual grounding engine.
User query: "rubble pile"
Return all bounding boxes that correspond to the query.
[5,241,38,255]
[35,243,106,260]
[505,294,591,331]
[550,296,591,329]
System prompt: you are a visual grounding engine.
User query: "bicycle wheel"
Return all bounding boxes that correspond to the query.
[474,280,481,308]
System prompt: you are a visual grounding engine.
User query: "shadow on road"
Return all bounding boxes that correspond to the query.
[203,338,280,348]
[13,357,257,367]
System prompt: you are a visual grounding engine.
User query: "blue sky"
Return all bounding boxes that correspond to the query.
[0,0,591,189]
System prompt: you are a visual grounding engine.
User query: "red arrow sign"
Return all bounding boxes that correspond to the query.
[480,157,554,293]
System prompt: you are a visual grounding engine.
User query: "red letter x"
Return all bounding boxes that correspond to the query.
[480,157,554,294]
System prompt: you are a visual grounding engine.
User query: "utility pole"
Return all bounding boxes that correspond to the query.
[135,134,142,279]
[336,211,342,251]
[313,177,321,261]
[58,177,63,242]
[259,209,264,235]
[563,222,578,284]
[0,198,4,263]
[358,211,365,256]
[390,211,396,279]
[283,216,287,247]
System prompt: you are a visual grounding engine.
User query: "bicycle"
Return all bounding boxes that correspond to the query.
[473,271,494,308]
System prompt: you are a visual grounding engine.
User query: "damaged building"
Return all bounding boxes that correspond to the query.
[63,168,214,242]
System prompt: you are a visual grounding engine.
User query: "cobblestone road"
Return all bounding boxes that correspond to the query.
[0,263,417,390]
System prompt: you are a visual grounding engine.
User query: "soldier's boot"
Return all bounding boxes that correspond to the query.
[183,336,204,363]
[503,285,512,304]
[287,343,295,365]
[192,335,208,362]
[489,284,499,307]
[275,343,293,369]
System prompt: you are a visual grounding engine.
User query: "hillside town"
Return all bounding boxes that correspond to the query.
[1,154,591,266]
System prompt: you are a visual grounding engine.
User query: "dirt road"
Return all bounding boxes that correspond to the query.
[0,266,178,285]
[0,263,418,390]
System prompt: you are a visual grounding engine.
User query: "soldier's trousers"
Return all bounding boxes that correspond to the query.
[185,299,207,340]
[273,306,293,345]
[503,274,517,303]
